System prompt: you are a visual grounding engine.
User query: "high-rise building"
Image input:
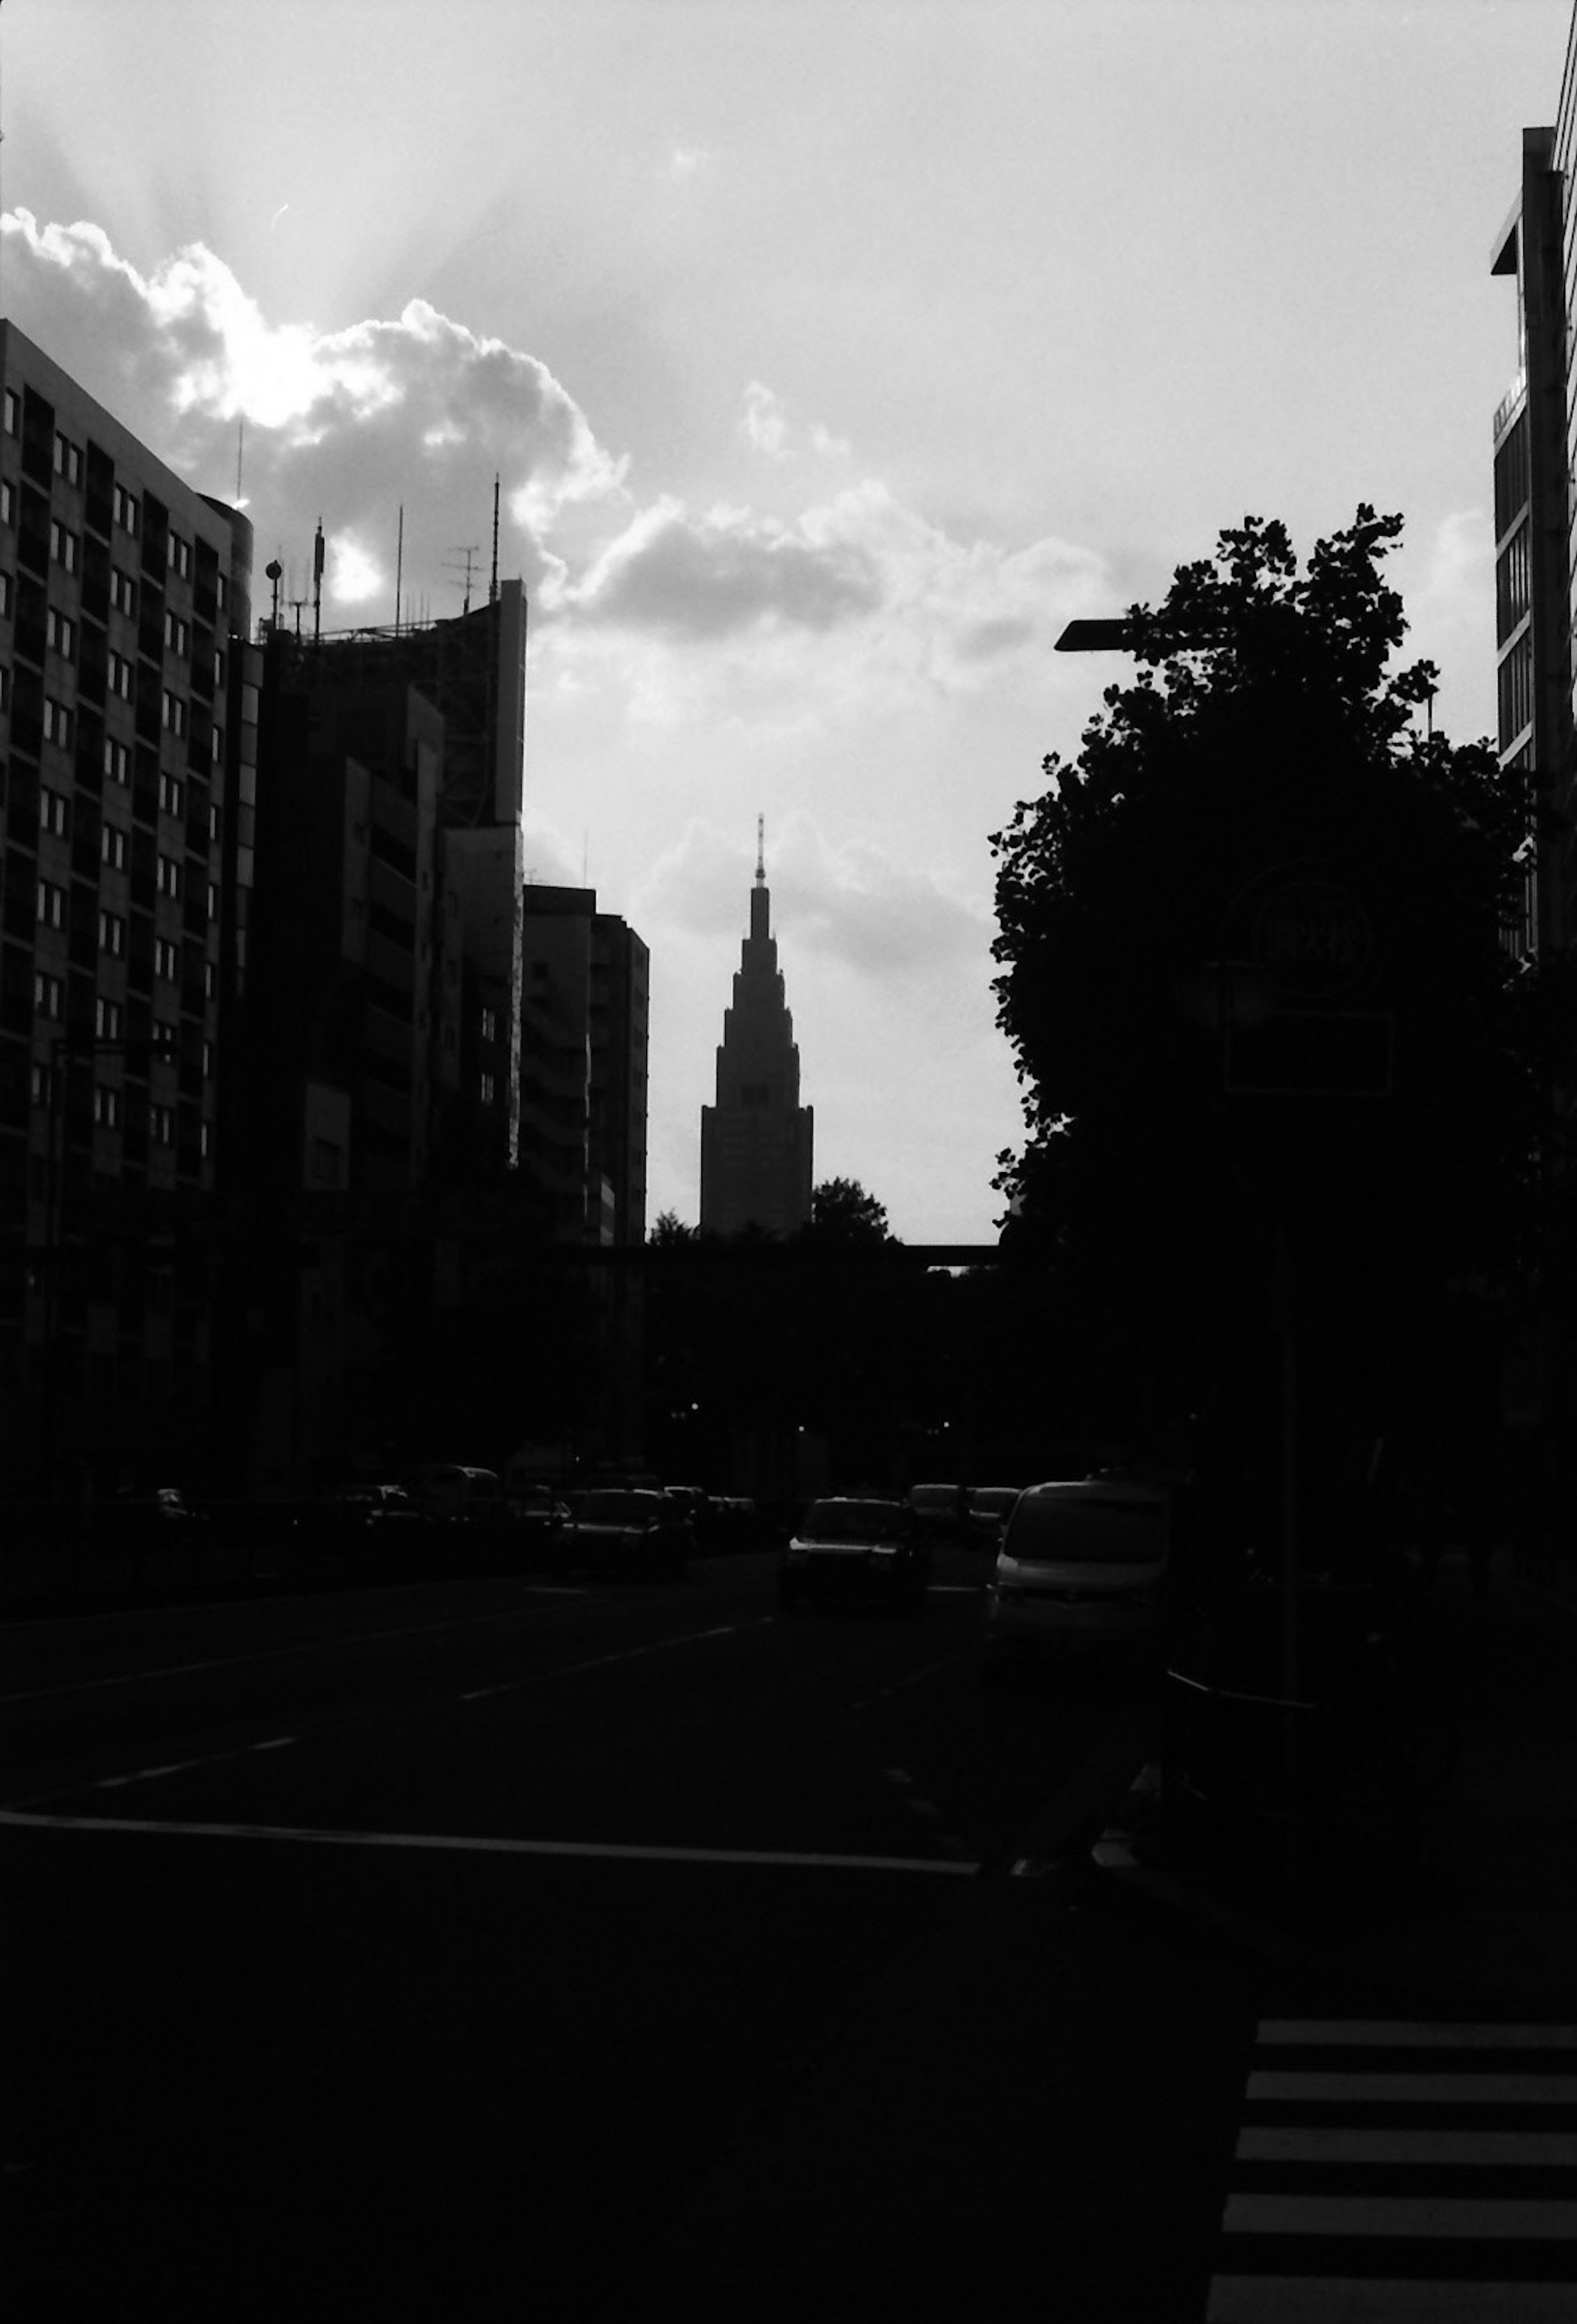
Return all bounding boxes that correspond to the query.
[0,322,253,1493]
[1492,26,1577,954]
[519,883,649,1243]
[699,831,812,1237]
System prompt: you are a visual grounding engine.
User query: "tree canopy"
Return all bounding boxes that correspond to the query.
[800,1177,896,1246]
[990,507,1557,1466]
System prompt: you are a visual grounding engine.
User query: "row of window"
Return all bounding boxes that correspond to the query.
[1,397,227,603]
[20,688,210,750]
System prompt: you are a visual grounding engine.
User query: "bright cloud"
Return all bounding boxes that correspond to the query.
[1,209,627,610]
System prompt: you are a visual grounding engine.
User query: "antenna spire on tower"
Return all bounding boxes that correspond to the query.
[756,815,766,883]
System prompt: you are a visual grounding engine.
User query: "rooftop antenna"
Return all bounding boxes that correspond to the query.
[265,557,283,631]
[394,505,404,636]
[444,545,480,615]
[312,519,324,646]
[490,474,500,607]
[756,814,766,883]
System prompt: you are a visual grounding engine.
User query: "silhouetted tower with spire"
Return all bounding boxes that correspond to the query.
[700,823,813,1236]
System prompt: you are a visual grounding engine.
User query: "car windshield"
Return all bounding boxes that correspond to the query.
[802,1502,906,1542]
[580,1491,654,1523]
[1007,1496,1166,1564]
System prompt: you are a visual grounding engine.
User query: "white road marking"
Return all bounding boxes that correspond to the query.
[1223,2194,1577,2240]
[0,1806,979,1873]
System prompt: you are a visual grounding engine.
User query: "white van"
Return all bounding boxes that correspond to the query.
[982,1477,1171,1666]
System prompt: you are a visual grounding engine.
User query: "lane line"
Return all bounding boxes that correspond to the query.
[1223,2192,1577,2239]
[2,1607,756,1710]
[1237,2126,1577,2165]
[0,1805,979,1873]
[1260,2021,1577,2050]
[1246,2071,1577,2104]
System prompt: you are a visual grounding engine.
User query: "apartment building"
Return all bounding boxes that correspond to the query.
[0,322,253,1493]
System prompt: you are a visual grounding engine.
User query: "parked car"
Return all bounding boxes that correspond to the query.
[907,1482,966,1545]
[964,1485,1021,1550]
[555,1487,691,1581]
[303,1484,436,1567]
[982,1477,1172,1669]
[779,1497,931,1612]
[403,1464,518,1564]
[506,1482,569,1562]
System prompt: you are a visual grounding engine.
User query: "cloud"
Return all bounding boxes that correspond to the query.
[739,382,791,461]
[564,495,885,637]
[738,380,851,464]
[1,209,626,612]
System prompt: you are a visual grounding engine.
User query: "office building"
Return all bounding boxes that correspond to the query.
[519,883,649,1244]
[1493,101,1577,952]
[0,322,253,1493]
[699,832,812,1237]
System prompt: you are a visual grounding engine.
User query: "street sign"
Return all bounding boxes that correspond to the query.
[1250,875,1374,1002]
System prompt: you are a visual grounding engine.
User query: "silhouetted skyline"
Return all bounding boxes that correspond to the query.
[0,0,1567,1237]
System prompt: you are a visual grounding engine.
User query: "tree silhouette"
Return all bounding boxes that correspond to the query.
[991,508,1559,1517]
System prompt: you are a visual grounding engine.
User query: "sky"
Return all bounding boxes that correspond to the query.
[0,0,1569,1243]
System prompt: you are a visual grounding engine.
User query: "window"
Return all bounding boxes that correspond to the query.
[151,1103,175,1147]
[480,1073,496,1107]
[101,823,127,871]
[158,771,183,816]
[164,609,189,656]
[92,1085,121,1130]
[205,882,219,920]
[168,534,191,581]
[36,879,66,929]
[161,690,186,737]
[154,935,180,982]
[110,567,137,617]
[33,970,64,1020]
[156,854,180,900]
[113,484,139,537]
[200,1120,211,1161]
[53,433,82,487]
[42,697,72,748]
[207,800,221,842]
[203,958,216,1000]
[46,607,75,659]
[41,788,69,837]
[211,721,224,763]
[481,1007,498,1044]
[103,737,131,786]
[108,650,133,700]
[94,996,124,1042]
[49,521,79,574]
[216,573,228,613]
[0,480,12,525]
[2,388,18,437]
[0,667,9,711]
[30,1059,55,1106]
[0,571,11,617]
[201,1040,213,1077]
[97,909,126,958]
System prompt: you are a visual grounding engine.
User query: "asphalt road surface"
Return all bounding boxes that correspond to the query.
[2,1545,1267,2318]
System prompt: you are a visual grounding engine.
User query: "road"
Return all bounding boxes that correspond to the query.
[12,1544,1565,2319]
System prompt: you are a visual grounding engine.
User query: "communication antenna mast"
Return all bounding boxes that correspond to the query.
[312,519,325,645]
[756,815,766,882]
[443,545,480,615]
[394,505,404,635]
[490,474,500,607]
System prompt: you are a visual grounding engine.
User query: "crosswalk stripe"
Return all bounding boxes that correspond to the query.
[1208,2279,1577,2320]
[1237,2126,1577,2165]
[1207,2020,1577,2319]
[1247,2071,1577,2104]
